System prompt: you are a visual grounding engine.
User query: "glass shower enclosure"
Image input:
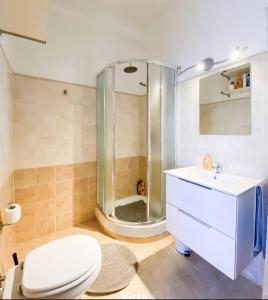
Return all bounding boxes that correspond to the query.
[96,59,175,236]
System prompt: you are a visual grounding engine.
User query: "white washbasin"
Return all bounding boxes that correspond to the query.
[165,166,260,196]
[185,167,240,187]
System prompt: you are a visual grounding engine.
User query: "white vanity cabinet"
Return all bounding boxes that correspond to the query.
[165,167,259,280]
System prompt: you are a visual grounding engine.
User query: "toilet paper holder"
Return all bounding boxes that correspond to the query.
[0,203,21,231]
[0,221,9,231]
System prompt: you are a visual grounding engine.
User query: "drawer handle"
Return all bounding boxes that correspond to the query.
[177,208,212,229]
[177,178,212,190]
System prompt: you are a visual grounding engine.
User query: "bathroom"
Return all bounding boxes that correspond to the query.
[0,0,268,299]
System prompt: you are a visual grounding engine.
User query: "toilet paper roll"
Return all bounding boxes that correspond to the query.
[5,203,21,225]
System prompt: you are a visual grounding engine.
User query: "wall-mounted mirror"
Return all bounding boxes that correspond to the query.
[199,63,251,135]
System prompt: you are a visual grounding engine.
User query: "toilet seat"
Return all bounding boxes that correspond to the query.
[21,235,102,299]
[23,259,102,299]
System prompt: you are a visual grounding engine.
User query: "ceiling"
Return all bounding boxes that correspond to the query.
[1,0,268,88]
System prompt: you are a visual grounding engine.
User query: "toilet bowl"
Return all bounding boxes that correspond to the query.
[3,235,102,299]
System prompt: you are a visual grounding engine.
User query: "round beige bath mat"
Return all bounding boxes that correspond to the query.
[87,243,138,295]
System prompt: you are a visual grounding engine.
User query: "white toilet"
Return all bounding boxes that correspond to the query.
[3,235,102,299]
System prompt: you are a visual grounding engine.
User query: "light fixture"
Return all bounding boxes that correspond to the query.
[196,58,215,72]
[195,61,205,71]
[230,47,241,60]
[177,46,248,76]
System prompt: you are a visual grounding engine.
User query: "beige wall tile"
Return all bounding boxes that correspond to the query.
[1,162,97,271]
[56,179,74,197]
[73,192,90,214]
[115,156,147,200]
[36,166,55,184]
[90,176,96,202]
[16,220,36,243]
[15,240,35,264]
[73,213,82,226]
[56,164,74,181]
[0,49,99,269]
[128,157,139,169]
[80,211,91,223]
[14,169,35,189]
[56,194,73,214]
[36,183,55,202]
[36,217,56,237]
[115,92,147,159]
[56,213,73,231]
[36,200,56,220]
[20,204,37,223]
[0,174,15,271]
[74,162,95,178]
[0,46,14,189]
[116,158,129,172]
[74,178,90,194]
[3,225,16,249]
[13,75,97,169]
[15,187,36,206]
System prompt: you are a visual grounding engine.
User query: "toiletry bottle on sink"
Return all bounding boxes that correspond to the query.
[203,153,213,171]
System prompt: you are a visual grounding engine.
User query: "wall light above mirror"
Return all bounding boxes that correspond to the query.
[199,63,251,136]
[177,46,248,76]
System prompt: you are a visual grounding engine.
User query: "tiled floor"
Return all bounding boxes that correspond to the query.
[11,220,262,299]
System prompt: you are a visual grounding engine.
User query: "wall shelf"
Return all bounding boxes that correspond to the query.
[201,87,251,104]
[227,86,250,101]
[201,96,250,105]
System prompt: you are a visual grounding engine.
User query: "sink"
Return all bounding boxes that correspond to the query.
[189,168,240,187]
[164,166,260,196]
[211,174,240,187]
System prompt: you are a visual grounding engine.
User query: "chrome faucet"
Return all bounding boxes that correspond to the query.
[213,162,223,174]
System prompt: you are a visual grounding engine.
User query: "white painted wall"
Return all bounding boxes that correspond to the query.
[176,51,268,285]
[0,44,14,186]
[261,6,268,297]
[145,0,268,81]
[1,0,268,87]
[177,52,268,178]
[1,0,162,87]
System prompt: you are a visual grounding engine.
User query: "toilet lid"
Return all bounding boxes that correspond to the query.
[22,235,101,294]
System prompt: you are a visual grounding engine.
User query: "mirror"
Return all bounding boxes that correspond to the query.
[199,63,251,135]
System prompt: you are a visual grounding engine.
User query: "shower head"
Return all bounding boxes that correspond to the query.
[124,64,138,73]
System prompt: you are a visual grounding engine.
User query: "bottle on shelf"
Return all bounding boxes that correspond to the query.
[246,73,251,87]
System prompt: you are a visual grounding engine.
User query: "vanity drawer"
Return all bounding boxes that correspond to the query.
[166,174,237,238]
[166,203,236,279]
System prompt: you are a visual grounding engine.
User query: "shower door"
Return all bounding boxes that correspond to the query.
[97,67,115,217]
[148,64,176,221]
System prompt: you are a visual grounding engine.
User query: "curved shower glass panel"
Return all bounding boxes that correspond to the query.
[97,60,175,228]
[96,67,114,217]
